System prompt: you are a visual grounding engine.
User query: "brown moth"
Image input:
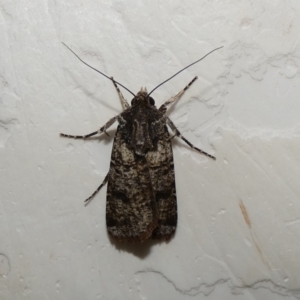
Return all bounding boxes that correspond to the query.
[60,44,222,242]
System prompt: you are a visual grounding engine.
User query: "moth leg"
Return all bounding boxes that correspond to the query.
[60,115,118,139]
[158,76,198,113]
[111,77,130,110]
[84,172,109,205]
[167,118,216,160]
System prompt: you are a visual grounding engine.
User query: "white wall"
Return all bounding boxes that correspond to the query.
[1,1,300,299]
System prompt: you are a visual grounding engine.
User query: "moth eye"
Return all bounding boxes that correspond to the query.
[131,98,136,105]
[149,97,155,105]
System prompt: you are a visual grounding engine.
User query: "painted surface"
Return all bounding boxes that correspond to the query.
[1,1,300,299]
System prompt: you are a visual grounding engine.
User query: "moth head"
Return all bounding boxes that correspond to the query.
[131,87,155,106]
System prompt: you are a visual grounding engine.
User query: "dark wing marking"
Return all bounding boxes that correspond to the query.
[106,127,158,242]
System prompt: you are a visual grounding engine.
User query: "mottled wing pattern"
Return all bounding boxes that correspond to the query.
[146,126,177,240]
[106,127,158,242]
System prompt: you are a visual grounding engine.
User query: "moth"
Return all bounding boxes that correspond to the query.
[60,44,222,242]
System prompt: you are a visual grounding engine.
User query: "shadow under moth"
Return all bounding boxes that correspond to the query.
[60,44,222,242]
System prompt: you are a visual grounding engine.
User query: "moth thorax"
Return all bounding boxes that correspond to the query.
[132,119,153,156]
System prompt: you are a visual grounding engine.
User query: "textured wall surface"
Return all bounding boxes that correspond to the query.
[1,1,300,299]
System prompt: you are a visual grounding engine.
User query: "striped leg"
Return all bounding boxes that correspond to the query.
[158,76,198,113]
[111,77,130,110]
[167,118,216,160]
[84,173,109,204]
[60,115,118,139]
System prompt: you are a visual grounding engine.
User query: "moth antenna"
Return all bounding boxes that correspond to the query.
[62,42,135,97]
[147,46,223,97]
